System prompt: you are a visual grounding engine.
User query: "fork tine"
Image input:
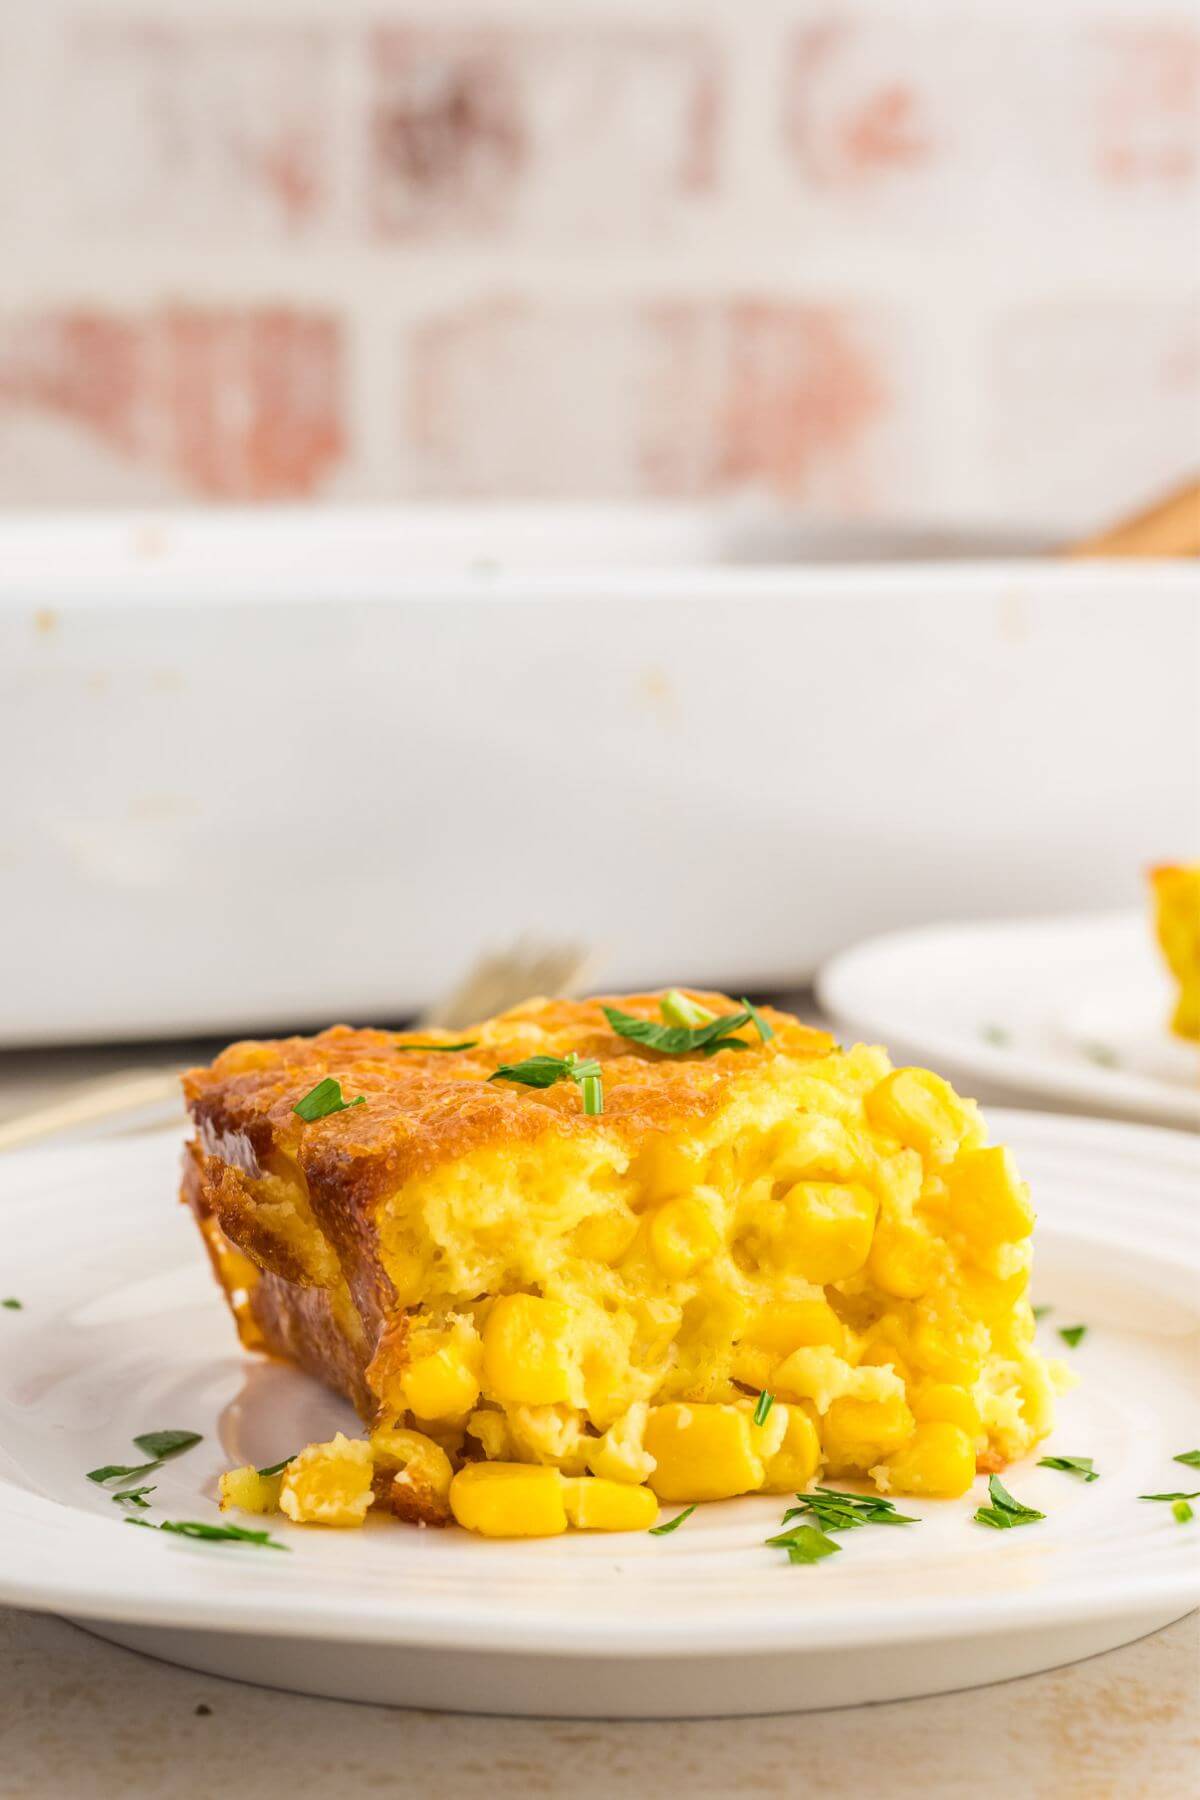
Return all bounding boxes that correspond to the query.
[419,939,594,1031]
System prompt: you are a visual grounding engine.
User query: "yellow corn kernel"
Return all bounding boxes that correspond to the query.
[648,1193,721,1278]
[370,1426,454,1523]
[868,1219,935,1299]
[879,1421,975,1498]
[449,1462,568,1538]
[482,1293,574,1405]
[218,1464,283,1514]
[759,1404,822,1494]
[910,1382,981,1438]
[587,1403,656,1485]
[822,1395,915,1473]
[945,1146,1035,1246]
[773,1345,853,1413]
[961,1262,1030,1323]
[865,1068,970,1161]
[401,1338,482,1423]
[910,1312,985,1385]
[643,1403,765,1502]
[562,1477,659,1532]
[279,1432,374,1527]
[773,1182,878,1283]
[744,1298,846,1356]
[570,1209,639,1265]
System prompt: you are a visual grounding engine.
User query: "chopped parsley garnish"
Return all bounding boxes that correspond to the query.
[113,1486,156,1509]
[87,1429,203,1486]
[740,999,774,1044]
[765,1523,842,1565]
[1173,1500,1194,1524]
[753,1390,775,1428]
[1139,1489,1200,1503]
[489,1053,604,1114]
[974,1473,1044,1529]
[256,1456,295,1478]
[127,1518,289,1549]
[293,1077,366,1122]
[1032,1304,1052,1320]
[648,1505,695,1535]
[980,1024,1011,1048]
[133,1429,202,1460]
[781,1486,918,1533]
[1037,1455,1099,1482]
[1081,1041,1119,1068]
[603,1003,753,1058]
[2,1298,22,1310]
[394,1040,478,1053]
[1058,1324,1087,1348]
[1174,1450,1200,1468]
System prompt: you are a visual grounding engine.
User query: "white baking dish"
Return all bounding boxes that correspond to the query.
[1,507,1196,1046]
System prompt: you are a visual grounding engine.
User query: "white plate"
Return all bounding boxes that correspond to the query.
[1,1115,1197,1718]
[819,912,1200,1132]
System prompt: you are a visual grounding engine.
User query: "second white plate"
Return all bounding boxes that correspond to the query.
[818,911,1200,1130]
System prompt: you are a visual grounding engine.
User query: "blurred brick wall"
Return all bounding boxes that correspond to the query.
[0,1,1196,532]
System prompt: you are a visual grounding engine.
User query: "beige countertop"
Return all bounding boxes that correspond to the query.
[1,1029,1197,1799]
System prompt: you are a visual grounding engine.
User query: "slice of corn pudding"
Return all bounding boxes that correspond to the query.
[1151,864,1200,1042]
[185,993,1057,1539]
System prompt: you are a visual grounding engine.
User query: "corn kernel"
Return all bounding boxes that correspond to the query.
[562,1476,659,1531]
[945,1146,1035,1246]
[218,1465,283,1515]
[279,1432,374,1527]
[868,1220,935,1299]
[571,1209,639,1265]
[759,1404,822,1494]
[866,1068,970,1161]
[742,1298,846,1356]
[773,1182,878,1283]
[773,1345,853,1413]
[879,1421,975,1498]
[449,1462,568,1537]
[401,1340,482,1422]
[910,1382,981,1438]
[370,1426,454,1524]
[587,1403,656,1485]
[482,1293,574,1405]
[648,1193,721,1278]
[822,1395,914,1473]
[643,1403,765,1501]
[910,1313,984,1385]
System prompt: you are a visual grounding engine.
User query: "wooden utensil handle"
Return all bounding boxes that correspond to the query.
[1067,476,1200,558]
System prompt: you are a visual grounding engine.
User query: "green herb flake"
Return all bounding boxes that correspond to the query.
[765,1524,842,1565]
[133,1429,202,1461]
[1037,1455,1099,1482]
[1081,1041,1119,1068]
[1032,1304,1052,1320]
[255,1457,295,1479]
[394,1040,478,1053]
[1058,1324,1087,1348]
[981,1024,1011,1048]
[1173,1500,1194,1524]
[126,1518,289,1549]
[740,998,775,1044]
[293,1077,367,1122]
[489,1052,604,1114]
[113,1486,156,1509]
[660,990,716,1030]
[753,1390,775,1428]
[781,1486,918,1533]
[974,1473,1044,1529]
[649,1505,695,1536]
[1174,1450,1200,1469]
[1139,1490,1200,1503]
[87,1460,162,1486]
[2,1298,22,1310]
[603,1003,754,1058]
